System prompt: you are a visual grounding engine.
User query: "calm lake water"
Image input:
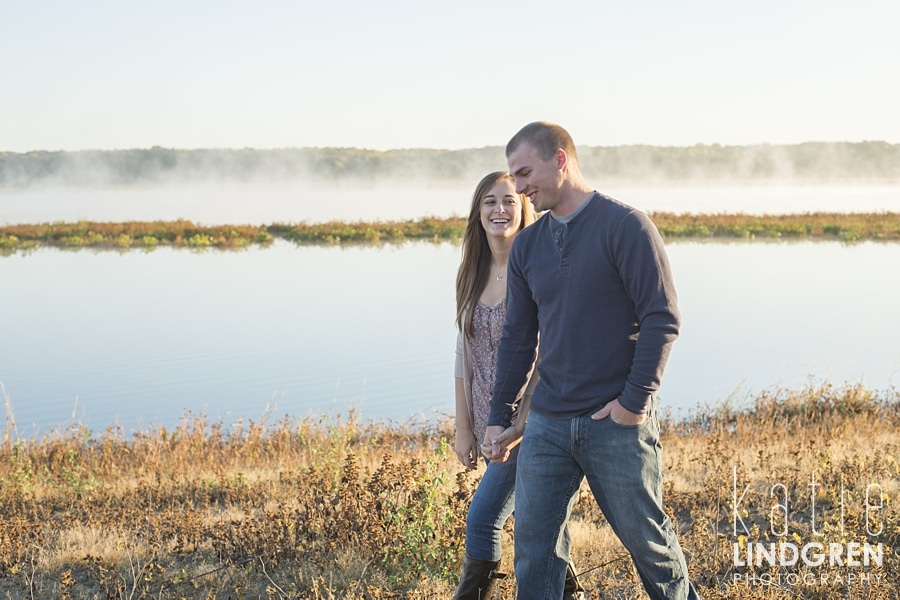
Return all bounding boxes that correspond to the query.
[2,184,899,225]
[1,186,899,436]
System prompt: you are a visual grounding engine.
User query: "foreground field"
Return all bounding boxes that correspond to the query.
[1,382,898,599]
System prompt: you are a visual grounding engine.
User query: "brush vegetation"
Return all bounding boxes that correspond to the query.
[1,382,898,599]
[1,212,898,253]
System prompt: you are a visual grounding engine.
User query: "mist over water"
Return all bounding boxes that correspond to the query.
[4,143,898,226]
[2,184,899,227]
[3,143,899,190]
[0,185,470,226]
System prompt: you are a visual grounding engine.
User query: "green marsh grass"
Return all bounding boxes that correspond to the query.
[2,212,899,253]
[0,382,897,598]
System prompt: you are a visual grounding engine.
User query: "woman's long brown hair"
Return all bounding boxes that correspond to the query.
[455,171,536,336]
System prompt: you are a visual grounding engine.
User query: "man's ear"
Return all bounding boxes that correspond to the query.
[556,148,568,170]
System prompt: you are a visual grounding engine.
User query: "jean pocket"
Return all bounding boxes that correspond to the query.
[608,414,650,429]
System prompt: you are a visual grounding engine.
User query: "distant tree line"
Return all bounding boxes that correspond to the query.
[1,142,898,187]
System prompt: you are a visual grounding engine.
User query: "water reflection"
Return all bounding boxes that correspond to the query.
[1,239,898,437]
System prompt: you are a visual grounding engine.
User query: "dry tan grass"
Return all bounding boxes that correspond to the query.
[0,382,897,599]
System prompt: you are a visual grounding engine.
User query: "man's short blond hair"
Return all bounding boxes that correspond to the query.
[506,121,579,163]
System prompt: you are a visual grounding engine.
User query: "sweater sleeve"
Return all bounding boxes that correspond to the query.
[523,346,540,398]
[454,330,464,379]
[488,242,540,427]
[614,211,681,414]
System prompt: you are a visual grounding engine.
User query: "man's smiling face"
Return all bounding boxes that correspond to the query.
[507,142,562,214]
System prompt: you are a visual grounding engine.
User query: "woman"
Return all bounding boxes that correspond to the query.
[452,172,583,599]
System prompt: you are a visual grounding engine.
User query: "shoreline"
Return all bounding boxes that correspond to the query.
[2,211,899,253]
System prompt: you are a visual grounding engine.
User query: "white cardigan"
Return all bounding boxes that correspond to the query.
[454,314,539,437]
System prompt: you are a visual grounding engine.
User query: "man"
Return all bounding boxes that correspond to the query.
[484,122,699,599]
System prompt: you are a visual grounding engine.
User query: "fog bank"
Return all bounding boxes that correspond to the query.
[1,142,898,189]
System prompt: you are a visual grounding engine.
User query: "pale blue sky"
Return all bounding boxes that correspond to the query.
[2,0,898,152]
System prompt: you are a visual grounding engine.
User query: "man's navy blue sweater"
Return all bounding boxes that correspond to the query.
[488,192,681,426]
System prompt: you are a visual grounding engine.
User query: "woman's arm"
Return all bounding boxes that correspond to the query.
[504,391,531,450]
[454,376,478,469]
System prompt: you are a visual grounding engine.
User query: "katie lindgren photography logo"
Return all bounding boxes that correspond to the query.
[729,467,888,588]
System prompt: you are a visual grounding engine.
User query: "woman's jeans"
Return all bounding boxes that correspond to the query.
[465,445,576,565]
[514,405,699,600]
[465,445,519,561]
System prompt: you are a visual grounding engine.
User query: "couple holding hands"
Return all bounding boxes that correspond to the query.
[451,122,700,600]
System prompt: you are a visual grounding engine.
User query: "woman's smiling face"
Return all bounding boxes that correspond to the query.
[479,178,523,239]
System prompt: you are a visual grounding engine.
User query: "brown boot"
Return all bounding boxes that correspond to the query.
[563,563,586,600]
[453,556,506,600]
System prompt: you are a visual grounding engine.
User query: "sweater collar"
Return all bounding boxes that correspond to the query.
[549,191,597,225]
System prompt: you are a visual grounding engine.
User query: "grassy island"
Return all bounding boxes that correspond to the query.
[1,382,898,598]
[1,212,899,253]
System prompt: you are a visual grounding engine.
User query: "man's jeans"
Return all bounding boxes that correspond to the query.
[514,404,699,599]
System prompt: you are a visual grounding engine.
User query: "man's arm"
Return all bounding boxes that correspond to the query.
[488,243,539,427]
[613,211,681,415]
